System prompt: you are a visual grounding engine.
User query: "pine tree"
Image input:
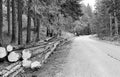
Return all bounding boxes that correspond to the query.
[11,0,17,43]
[36,18,40,41]
[26,0,32,43]
[0,0,3,44]
[18,0,23,44]
[7,0,10,36]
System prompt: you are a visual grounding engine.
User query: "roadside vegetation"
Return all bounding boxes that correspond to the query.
[91,0,120,42]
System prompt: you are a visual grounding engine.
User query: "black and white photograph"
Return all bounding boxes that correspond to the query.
[0,0,120,77]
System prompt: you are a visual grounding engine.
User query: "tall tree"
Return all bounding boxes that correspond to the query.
[93,0,120,37]
[11,0,17,43]
[113,0,118,36]
[86,4,93,18]
[33,1,37,33]
[0,0,3,44]
[36,18,40,41]
[7,0,10,36]
[81,4,93,28]
[26,0,32,43]
[18,0,23,44]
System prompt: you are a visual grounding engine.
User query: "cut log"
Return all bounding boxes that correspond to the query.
[22,43,48,60]
[22,46,45,60]
[8,44,45,62]
[0,69,8,76]
[22,59,32,68]
[6,44,13,52]
[30,44,52,59]
[44,37,53,42]
[43,41,59,61]
[3,63,21,77]
[0,40,62,76]
[44,36,58,42]
[29,41,60,69]
[6,62,20,70]
[58,39,69,47]
[0,47,7,59]
[8,51,21,62]
[22,49,32,60]
[31,61,41,69]
[6,37,59,51]
[0,62,20,75]
[31,41,59,60]
[7,41,47,51]
[10,67,24,77]
[21,48,47,68]
[21,40,60,69]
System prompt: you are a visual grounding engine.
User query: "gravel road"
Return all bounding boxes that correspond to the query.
[63,35,120,77]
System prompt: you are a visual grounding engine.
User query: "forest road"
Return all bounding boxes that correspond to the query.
[63,35,120,77]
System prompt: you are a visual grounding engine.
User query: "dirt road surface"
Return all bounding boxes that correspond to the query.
[63,35,120,77]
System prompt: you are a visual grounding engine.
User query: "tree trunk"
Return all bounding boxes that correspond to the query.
[33,5,37,33]
[26,0,32,43]
[109,14,113,36]
[33,17,37,33]
[0,0,3,44]
[11,0,17,43]
[114,12,118,36]
[18,0,23,45]
[113,0,118,36]
[7,0,10,36]
[36,18,40,41]
[33,17,37,41]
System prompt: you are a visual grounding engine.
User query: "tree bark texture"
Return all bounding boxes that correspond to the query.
[0,0,3,44]
[18,0,23,45]
[11,0,17,43]
[7,0,10,36]
[26,0,32,43]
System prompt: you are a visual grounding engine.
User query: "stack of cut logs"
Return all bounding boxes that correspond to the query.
[0,37,68,77]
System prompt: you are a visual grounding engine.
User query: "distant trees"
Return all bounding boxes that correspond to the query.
[105,0,120,36]
[74,3,93,35]
[92,0,120,39]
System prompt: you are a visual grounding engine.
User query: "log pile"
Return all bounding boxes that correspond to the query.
[0,37,67,77]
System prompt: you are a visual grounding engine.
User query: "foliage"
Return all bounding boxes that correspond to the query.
[60,0,83,21]
[0,0,83,45]
[91,0,120,39]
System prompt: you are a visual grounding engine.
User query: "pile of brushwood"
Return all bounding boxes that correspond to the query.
[0,36,68,77]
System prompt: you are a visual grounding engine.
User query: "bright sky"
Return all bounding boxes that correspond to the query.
[82,0,96,10]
